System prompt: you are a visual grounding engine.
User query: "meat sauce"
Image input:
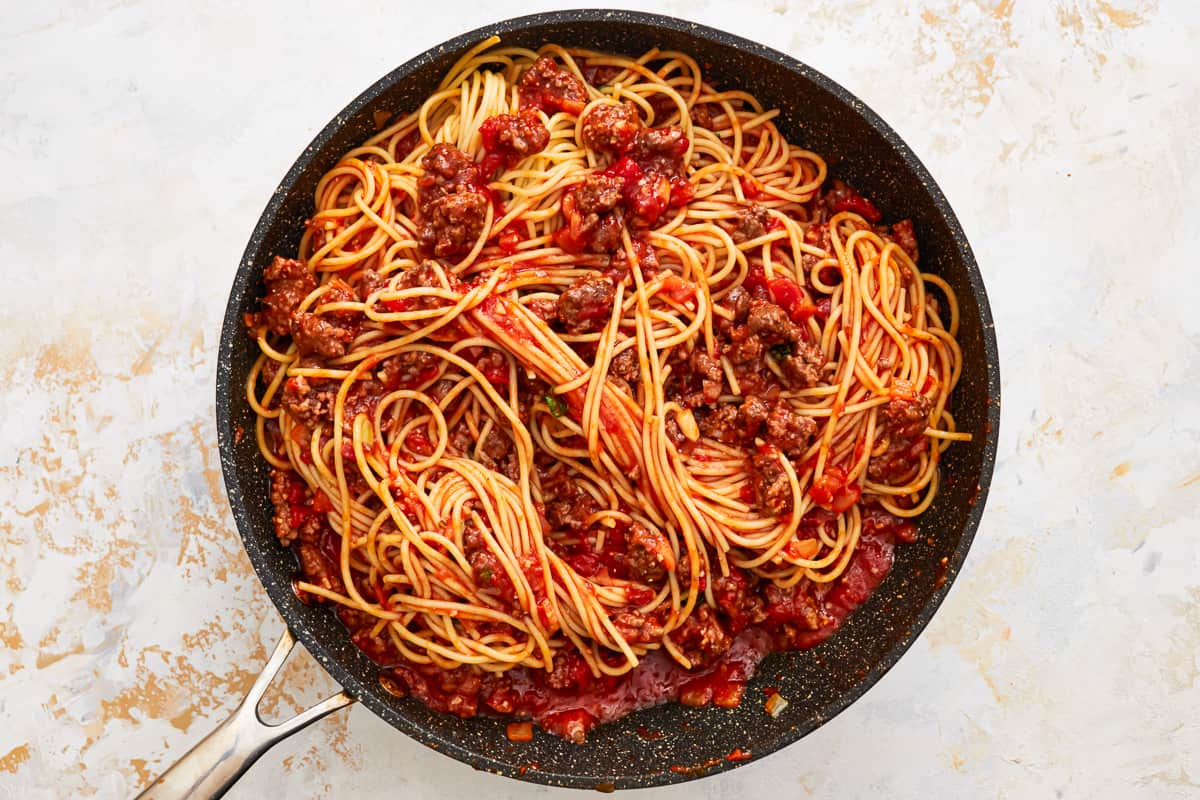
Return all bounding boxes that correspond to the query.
[252,53,939,743]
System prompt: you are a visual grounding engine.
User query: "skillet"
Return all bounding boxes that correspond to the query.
[137,9,1000,797]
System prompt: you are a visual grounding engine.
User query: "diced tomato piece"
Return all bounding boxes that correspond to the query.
[668,176,694,208]
[832,192,883,223]
[404,429,434,456]
[603,155,643,186]
[739,175,762,199]
[288,504,313,528]
[809,466,861,513]
[552,225,588,254]
[498,228,523,254]
[809,465,847,508]
[742,263,769,299]
[310,492,333,513]
[482,364,510,386]
[626,585,655,606]
[478,151,505,179]
[540,709,596,743]
[767,277,817,324]
[830,480,861,513]
[711,681,745,708]
[660,274,694,304]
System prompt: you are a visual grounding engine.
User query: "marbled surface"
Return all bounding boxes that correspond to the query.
[1,1,1196,797]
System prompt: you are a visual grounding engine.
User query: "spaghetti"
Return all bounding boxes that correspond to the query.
[244,40,970,741]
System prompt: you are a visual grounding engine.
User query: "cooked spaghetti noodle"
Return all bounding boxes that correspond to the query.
[244,40,969,739]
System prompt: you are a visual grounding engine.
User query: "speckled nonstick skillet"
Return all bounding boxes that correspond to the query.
[137,10,1000,797]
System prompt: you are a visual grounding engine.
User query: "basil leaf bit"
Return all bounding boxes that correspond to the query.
[546,393,567,417]
[769,343,793,360]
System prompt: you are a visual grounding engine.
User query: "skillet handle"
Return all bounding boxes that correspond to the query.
[134,627,356,800]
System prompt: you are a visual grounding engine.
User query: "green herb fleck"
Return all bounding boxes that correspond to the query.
[768,343,793,360]
[546,393,567,417]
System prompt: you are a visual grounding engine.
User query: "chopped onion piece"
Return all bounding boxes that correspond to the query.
[676,408,699,441]
[765,692,789,718]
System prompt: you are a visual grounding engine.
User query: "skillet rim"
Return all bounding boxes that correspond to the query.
[216,7,1001,789]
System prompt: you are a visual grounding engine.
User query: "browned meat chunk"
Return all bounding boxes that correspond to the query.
[741,396,771,431]
[269,468,301,544]
[765,402,817,457]
[519,56,588,115]
[580,59,623,87]
[297,541,344,596]
[689,102,718,130]
[712,570,767,634]
[751,449,793,515]
[609,347,639,382]
[281,375,337,426]
[420,143,484,199]
[378,350,439,390]
[523,296,559,323]
[542,475,600,532]
[764,582,827,650]
[747,299,803,344]
[287,277,360,357]
[819,178,883,223]
[246,256,316,336]
[419,191,489,258]
[686,349,724,406]
[613,611,666,643]
[480,110,550,167]
[463,525,517,604]
[608,235,659,274]
[339,379,384,435]
[867,390,933,484]
[558,174,625,254]
[557,275,615,334]
[731,204,771,243]
[357,268,385,300]
[779,341,825,389]
[417,144,490,258]
[724,325,763,366]
[672,606,731,668]
[698,404,740,445]
[574,173,623,216]
[319,277,358,313]
[629,127,688,177]
[625,522,674,583]
[881,392,933,442]
[289,311,353,358]
[581,102,641,155]
[698,396,776,445]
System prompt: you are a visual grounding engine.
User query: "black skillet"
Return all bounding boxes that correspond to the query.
[136,10,1000,797]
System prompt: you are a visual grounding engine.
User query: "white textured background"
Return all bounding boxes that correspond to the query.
[2,1,1197,797]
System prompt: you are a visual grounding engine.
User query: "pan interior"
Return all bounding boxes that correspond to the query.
[216,9,999,790]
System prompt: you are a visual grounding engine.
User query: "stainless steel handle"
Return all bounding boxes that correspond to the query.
[134,627,356,799]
